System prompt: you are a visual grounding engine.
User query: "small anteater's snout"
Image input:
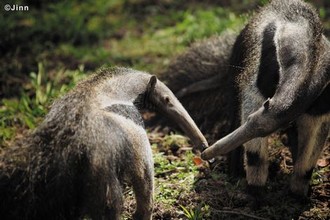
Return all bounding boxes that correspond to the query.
[193,142,208,155]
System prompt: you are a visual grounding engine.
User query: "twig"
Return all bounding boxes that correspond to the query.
[213,209,269,220]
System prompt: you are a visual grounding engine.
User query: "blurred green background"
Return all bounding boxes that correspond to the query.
[0,0,329,145]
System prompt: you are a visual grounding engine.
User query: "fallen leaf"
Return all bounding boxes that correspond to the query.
[193,156,203,166]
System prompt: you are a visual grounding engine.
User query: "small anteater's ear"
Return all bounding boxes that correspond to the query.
[147,75,157,92]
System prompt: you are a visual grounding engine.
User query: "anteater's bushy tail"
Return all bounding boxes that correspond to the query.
[159,32,239,142]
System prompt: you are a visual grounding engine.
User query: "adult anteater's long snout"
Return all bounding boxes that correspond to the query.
[201,56,330,160]
[201,98,299,160]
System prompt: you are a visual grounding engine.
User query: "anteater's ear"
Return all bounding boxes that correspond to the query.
[263,98,270,111]
[147,75,157,92]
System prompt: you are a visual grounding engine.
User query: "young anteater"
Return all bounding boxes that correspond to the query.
[0,67,208,220]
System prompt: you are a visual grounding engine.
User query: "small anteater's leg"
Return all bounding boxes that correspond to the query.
[104,177,123,220]
[132,159,154,220]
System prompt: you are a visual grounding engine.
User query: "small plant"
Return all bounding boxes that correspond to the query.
[0,63,86,145]
[180,205,203,220]
[311,166,329,186]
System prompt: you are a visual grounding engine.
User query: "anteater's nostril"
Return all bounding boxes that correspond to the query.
[201,143,208,150]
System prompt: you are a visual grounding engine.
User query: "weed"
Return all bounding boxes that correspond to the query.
[180,204,211,220]
[180,205,204,220]
[311,166,329,186]
[0,64,86,145]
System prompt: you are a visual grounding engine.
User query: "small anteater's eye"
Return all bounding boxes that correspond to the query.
[164,96,172,105]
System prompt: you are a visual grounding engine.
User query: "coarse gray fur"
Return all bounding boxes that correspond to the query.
[201,0,330,197]
[161,0,329,199]
[159,31,238,142]
[0,67,208,220]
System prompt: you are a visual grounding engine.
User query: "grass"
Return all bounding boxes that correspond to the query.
[1,0,329,219]
[0,0,246,78]
[180,204,204,220]
[0,63,86,145]
[1,0,246,143]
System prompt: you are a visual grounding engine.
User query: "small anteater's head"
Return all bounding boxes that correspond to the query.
[143,75,208,152]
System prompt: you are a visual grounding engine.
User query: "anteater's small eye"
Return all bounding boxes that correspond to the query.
[164,96,173,107]
[165,96,170,104]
